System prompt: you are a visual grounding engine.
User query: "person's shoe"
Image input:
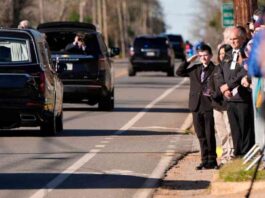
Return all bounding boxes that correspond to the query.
[218,162,225,169]
[195,162,207,170]
[205,161,219,170]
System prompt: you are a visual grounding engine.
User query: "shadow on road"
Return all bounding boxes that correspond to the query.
[161,180,210,190]
[0,172,209,190]
[0,129,184,137]
[114,107,189,113]
[63,107,189,113]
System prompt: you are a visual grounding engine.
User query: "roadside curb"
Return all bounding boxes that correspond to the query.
[211,172,265,196]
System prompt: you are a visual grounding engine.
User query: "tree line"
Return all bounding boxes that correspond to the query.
[0,0,166,58]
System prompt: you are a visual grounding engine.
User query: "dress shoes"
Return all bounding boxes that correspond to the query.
[195,162,208,170]
[196,162,219,170]
[205,161,219,170]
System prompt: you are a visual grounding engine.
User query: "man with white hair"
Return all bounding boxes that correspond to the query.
[17,20,31,29]
[217,26,255,157]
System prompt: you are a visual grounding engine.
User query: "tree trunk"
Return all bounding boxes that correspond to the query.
[117,1,125,58]
[102,0,109,46]
[142,3,148,34]
[39,0,44,23]
[79,0,86,22]
[57,0,66,21]
[8,0,14,27]
[97,0,102,31]
[233,0,257,26]
[92,0,97,25]
[122,0,128,51]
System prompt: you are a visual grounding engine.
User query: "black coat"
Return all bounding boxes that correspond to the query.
[176,61,215,112]
[65,43,87,54]
[208,65,227,111]
[216,50,252,103]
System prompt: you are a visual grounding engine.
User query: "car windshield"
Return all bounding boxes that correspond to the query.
[0,38,30,63]
[167,35,183,44]
[134,38,168,49]
[45,32,101,55]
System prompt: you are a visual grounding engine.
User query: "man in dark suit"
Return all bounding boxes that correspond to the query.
[65,32,87,54]
[177,44,218,170]
[218,27,254,156]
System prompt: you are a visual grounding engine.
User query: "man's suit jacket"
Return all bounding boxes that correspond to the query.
[65,43,86,54]
[176,61,215,112]
[217,49,252,103]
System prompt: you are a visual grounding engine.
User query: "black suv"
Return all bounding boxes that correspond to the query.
[166,34,186,61]
[0,29,64,135]
[37,22,119,111]
[129,35,175,76]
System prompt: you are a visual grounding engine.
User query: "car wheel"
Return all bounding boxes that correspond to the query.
[98,89,114,111]
[128,67,136,76]
[40,115,57,136]
[56,113,63,132]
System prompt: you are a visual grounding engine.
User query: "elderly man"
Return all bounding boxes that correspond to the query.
[17,20,31,29]
[217,26,255,157]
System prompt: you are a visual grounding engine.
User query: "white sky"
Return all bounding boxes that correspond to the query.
[159,0,197,41]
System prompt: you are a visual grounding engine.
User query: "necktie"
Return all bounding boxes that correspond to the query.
[230,51,238,70]
[201,68,205,82]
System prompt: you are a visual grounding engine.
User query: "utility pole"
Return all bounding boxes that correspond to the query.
[233,0,257,26]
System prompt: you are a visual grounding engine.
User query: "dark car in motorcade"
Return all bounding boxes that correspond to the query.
[129,35,175,76]
[37,22,119,111]
[0,29,64,135]
[166,34,186,61]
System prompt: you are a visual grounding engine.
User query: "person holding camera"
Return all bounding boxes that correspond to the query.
[65,32,87,54]
[177,44,218,170]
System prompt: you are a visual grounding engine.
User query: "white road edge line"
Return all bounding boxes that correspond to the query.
[133,79,191,198]
[30,78,187,198]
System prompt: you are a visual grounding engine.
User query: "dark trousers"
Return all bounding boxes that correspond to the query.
[192,110,217,163]
[227,102,255,156]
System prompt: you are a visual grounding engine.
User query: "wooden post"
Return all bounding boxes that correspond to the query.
[233,0,257,26]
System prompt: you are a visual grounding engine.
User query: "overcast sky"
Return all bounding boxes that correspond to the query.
[159,0,197,41]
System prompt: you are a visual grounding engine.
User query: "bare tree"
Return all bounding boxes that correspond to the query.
[102,0,109,46]
[117,0,125,57]
[97,0,102,31]
[39,0,44,23]
[57,0,66,21]
[79,0,86,22]
[92,0,96,24]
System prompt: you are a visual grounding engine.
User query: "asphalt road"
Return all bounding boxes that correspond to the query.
[0,60,194,198]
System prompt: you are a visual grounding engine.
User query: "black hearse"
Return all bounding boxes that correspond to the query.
[0,28,64,135]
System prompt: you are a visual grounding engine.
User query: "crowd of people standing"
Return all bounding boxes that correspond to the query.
[177,7,265,170]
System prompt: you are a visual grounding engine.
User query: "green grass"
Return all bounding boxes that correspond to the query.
[219,159,265,182]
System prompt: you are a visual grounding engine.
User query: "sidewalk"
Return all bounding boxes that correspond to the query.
[153,136,265,198]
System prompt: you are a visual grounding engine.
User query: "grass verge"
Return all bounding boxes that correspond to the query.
[219,159,265,182]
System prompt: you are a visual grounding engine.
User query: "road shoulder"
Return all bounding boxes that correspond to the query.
[153,150,216,198]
